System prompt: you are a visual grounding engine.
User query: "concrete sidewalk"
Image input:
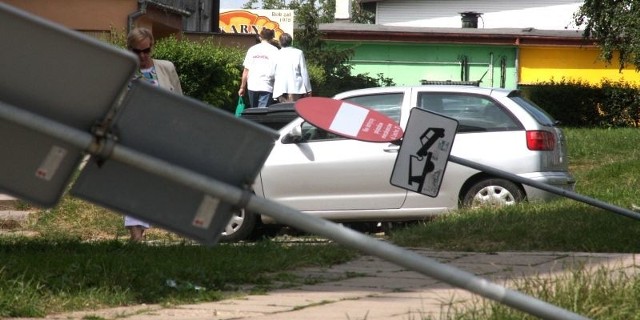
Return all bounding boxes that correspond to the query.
[23,250,639,320]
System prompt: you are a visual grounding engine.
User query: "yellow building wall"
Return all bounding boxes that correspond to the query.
[520,46,640,86]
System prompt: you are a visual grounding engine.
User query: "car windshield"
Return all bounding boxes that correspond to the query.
[508,94,557,127]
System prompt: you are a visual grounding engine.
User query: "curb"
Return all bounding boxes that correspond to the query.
[0,194,34,232]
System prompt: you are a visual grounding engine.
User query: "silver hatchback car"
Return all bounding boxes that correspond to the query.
[222,85,576,241]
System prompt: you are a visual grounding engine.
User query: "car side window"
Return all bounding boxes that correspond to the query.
[300,121,340,142]
[418,93,520,132]
[300,93,404,142]
[342,93,403,123]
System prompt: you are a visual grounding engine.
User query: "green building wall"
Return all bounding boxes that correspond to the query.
[328,42,518,88]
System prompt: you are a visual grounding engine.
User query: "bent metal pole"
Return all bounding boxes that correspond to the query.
[109,148,590,320]
[0,100,588,320]
[449,155,640,221]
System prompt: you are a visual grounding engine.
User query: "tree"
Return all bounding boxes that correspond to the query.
[574,0,640,70]
[350,0,375,24]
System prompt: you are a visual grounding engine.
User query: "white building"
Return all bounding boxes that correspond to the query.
[355,0,584,30]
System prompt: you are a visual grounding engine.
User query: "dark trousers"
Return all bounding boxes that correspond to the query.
[248,90,274,108]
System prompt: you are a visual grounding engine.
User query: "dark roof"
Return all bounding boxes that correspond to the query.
[319,23,596,46]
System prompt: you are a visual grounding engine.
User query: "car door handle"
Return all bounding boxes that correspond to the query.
[383,145,399,153]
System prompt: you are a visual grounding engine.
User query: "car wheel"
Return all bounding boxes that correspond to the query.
[219,207,257,242]
[462,179,524,208]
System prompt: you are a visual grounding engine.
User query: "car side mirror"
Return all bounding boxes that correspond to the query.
[281,125,304,144]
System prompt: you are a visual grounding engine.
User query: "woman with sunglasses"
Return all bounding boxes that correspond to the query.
[127,27,182,94]
[123,27,183,242]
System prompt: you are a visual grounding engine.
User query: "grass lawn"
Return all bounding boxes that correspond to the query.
[1,127,640,319]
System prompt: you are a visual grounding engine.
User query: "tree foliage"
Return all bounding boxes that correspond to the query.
[574,0,640,70]
[350,1,375,24]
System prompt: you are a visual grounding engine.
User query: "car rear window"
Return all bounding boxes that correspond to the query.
[508,93,557,127]
[418,92,521,133]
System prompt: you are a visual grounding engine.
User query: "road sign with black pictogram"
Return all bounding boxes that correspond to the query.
[390,108,458,197]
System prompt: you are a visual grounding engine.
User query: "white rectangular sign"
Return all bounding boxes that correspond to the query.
[219,9,294,39]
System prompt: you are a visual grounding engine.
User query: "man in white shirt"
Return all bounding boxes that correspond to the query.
[238,28,279,108]
[273,33,312,102]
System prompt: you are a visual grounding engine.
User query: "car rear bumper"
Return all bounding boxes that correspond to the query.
[519,172,576,201]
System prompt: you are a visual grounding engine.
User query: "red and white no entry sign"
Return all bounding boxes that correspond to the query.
[294,97,403,143]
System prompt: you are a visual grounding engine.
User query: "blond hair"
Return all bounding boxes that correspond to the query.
[127,27,154,49]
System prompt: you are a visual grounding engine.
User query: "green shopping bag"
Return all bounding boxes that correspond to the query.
[235,96,245,117]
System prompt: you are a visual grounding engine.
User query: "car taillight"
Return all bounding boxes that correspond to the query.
[526,130,555,151]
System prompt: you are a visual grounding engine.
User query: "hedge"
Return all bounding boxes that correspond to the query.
[154,37,245,114]
[521,79,640,128]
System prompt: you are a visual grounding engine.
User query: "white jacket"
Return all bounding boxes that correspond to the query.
[273,46,312,98]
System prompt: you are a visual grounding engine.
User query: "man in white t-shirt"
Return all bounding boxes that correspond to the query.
[238,28,279,108]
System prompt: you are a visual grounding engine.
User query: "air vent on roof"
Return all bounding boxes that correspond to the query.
[460,11,482,28]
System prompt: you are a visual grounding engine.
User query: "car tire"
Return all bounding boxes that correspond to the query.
[219,208,257,242]
[462,178,525,208]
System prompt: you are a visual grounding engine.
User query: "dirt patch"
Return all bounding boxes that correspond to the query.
[0,199,21,211]
[0,219,23,230]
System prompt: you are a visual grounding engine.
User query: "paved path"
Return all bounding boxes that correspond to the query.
[13,250,638,320]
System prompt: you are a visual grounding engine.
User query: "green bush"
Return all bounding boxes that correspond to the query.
[104,32,390,112]
[520,78,640,127]
[520,79,602,126]
[154,37,245,113]
[599,79,640,127]
[153,37,366,110]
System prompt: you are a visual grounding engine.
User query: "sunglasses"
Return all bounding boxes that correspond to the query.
[131,46,152,54]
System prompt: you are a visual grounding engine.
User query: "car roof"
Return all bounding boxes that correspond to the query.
[333,85,516,99]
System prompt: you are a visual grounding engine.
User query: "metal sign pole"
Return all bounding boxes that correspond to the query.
[449,155,640,221]
[0,101,94,151]
[0,3,596,318]
[0,100,589,320]
[246,196,590,320]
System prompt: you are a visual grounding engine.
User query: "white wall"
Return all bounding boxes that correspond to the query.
[335,0,351,20]
[376,0,584,30]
